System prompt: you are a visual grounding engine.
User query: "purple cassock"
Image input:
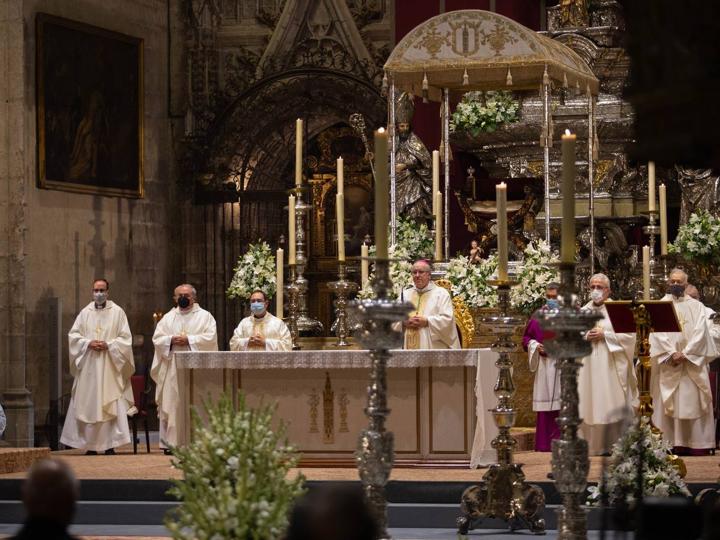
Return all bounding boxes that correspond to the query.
[523,317,560,452]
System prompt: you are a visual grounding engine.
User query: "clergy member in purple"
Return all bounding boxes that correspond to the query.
[523,283,560,452]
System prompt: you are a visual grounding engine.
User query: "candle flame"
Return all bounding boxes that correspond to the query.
[378,127,385,133]
[564,129,571,136]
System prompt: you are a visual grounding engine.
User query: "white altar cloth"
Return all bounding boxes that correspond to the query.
[175,348,498,467]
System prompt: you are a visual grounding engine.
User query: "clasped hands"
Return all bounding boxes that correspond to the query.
[669,352,688,367]
[171,335,190,347]
[248,334,266,347]
[403,315,428,329]
[585,328,605,342]
[89,340,108,351]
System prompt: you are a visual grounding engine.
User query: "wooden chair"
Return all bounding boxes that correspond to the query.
[128,374,151,454]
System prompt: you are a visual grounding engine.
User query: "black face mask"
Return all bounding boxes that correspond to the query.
[669,284,685,297]
[178,296,191,309]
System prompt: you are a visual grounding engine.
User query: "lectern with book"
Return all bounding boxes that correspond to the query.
[604,300,681,424]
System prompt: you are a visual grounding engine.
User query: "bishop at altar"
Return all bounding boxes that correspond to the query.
[151,284,218,450]
[650,269,716,453]
[60,280,135,454]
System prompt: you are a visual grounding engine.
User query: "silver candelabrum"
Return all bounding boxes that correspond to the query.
[328,261,358,347]
[457,280,546,535]
[285,264,300,350]
[292,186,324,335]
[536,262,602,540]
[643,210,666,297]
[348,258,413,540]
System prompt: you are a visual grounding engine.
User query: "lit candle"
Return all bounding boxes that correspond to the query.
[642,245,650,301]
[337,156,344,196]
[374,128,389,259]
[336,193,345,262]
[276,248,284,318]
[361,243,369,286]
[432,150,440,216]
[295,119,303,187]
[659,183,668,256]
[561,130,577,263]
[648,161,656,212]
[288,195,296,265]
[496,182,508,281]
[434,191,443,261]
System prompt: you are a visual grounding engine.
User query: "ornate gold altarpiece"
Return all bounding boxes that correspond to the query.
[174,348,498,466]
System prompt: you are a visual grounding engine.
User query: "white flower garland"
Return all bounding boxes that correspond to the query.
[226,242,277,300]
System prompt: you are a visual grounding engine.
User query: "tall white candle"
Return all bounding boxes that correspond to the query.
[361,243,369,286]
[295,119,303,187]
[432,150,440,216]
[374,128,389,259]
[434,191,443,261]
[561,130,577,263]
[642,245,650,301]
[337,156,344,196]
[496,182,508,281]
[648,161,656,212]
[276,248,284,318]
[288,195,296,265]
[659,183,668,256]
[336,193,345,262]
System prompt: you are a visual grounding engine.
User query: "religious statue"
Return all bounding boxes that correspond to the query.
[675,166,720,225]
[468,239,482,264]
[394,92,434,226]
[559,0,589,28]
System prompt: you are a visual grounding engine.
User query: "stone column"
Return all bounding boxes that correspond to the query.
[0,0,34,446]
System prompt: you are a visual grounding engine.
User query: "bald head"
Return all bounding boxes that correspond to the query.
[22,459,79,526]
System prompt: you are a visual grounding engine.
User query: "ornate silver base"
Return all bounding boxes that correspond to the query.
[328,262,358,347]
[457,282,546,535]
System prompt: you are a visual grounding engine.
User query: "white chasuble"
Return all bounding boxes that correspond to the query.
[402,282,461,350]
[151,304,218,447]
[229,313,292,352]
[650,295,715,449]
[578,301,638,454]
[60,301,135,451]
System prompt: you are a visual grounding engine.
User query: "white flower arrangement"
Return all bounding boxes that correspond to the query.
[165,394,305,540]
[669,210,720,265]
[510,239,559,315]
[395,216,434,261]
[226,242,277,300]
[450,91,520,136]
[445,254,498,308]
[587,416,690,506]
[358,244,413,300]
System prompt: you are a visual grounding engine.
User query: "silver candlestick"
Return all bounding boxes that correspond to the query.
[285,264,300,350]
[328,261,358,347]
[349,258,413,539]
[292,186,324,334]
[535,262,602,540]
[643,210,665,297]
[457,280,546,535]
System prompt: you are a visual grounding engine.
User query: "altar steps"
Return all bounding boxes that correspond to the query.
[0,478,716,531]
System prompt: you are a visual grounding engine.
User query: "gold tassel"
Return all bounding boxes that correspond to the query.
[506,68,513,86]
[542,65,550,86]
[575,80,581,96]
[593,131,600,161]
[422,72,429,103]
[381,71,388,97]
[463,68,469,86]
[563,73,568,88]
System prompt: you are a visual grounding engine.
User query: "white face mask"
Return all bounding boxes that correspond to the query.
[590,289,604,303]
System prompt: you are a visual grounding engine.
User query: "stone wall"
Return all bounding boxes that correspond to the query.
[0,0,179,445]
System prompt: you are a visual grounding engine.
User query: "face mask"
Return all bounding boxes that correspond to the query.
[669,284,685,297]
[546,299,559,310]
[93,292,107,305]
[590,289,604,303]
[250,301,266,315]
[178,296,191,309]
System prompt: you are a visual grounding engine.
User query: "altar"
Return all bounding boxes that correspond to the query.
[174,349,499,467]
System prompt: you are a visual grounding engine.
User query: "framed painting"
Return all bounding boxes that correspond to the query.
[36,14,144,198]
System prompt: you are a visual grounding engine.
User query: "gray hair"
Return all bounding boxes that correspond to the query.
[668,268,688,283]
[589,273,610,288]
[175,283,198,298]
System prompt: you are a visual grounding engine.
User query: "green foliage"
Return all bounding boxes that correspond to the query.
[450,91,520,136]
[165,394,305,540]
[669,210,720,265]
[227,242,277,300]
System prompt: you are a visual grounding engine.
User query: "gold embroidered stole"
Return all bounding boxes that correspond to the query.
[406,290,428,350]
[249,318,266,350]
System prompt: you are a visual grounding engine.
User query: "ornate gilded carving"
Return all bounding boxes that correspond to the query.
[339,389,349,432]
[435,278,476,349]
[308,387,319,433]
[323,371,335,444]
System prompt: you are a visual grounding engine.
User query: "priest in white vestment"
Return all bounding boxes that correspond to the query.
[650,269,716,454]
[61,279,135,454]
[151,284,218,452]
[401,259,461,350]
[230,290,291,351]
[578,273,638,455]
